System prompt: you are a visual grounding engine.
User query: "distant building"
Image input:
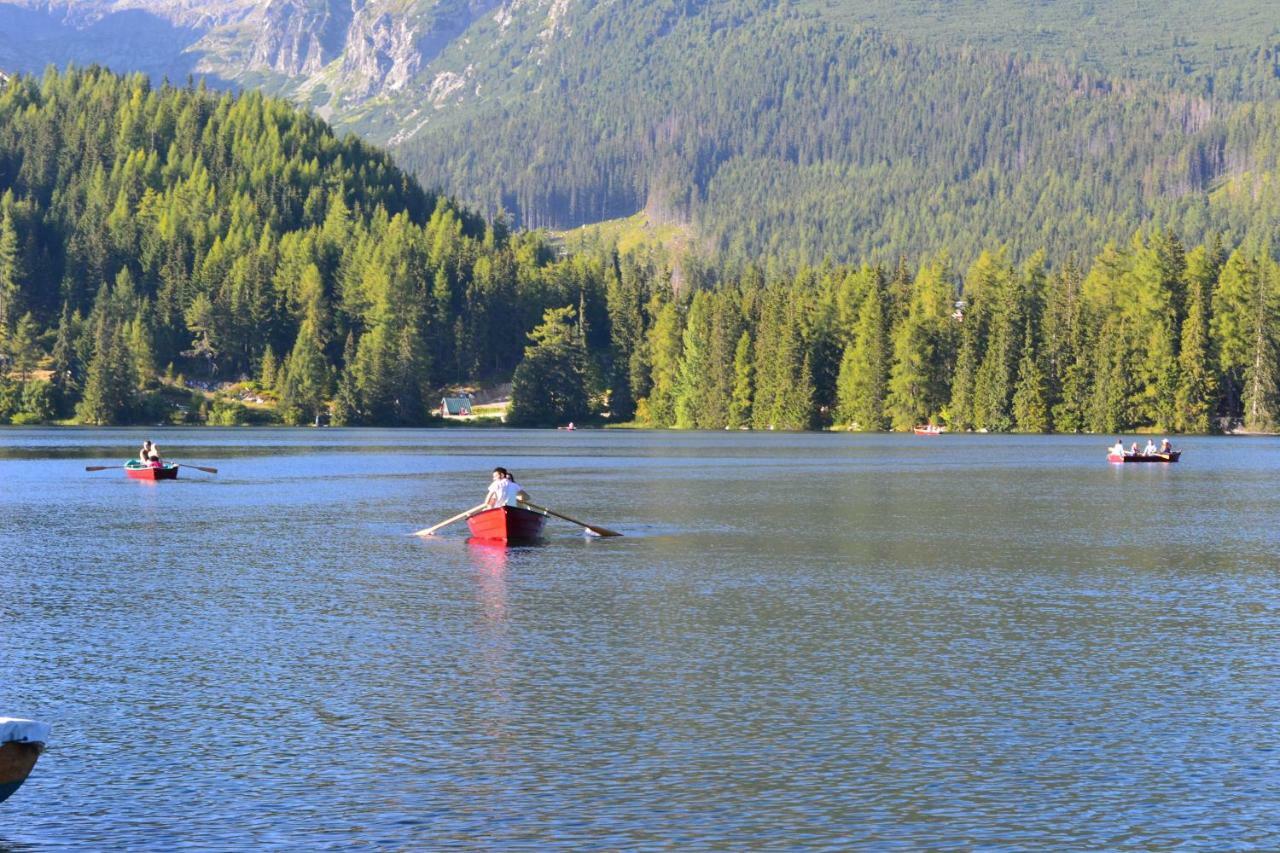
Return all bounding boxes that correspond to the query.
[439,396,473,417]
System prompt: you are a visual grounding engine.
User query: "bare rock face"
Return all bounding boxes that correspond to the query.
[336,0,501,104]
[251,0,354,76]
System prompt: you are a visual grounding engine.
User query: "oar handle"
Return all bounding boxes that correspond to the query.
[413,503,488,537]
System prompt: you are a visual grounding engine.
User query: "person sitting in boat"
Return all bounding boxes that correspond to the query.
[1130,442,1139,455]
[1143,439,1157,455]
[1110,439,1126,456]
[484,467,529,509]
[139,440,154,463]
[1160,438,1172,453]
[148,454,163,469]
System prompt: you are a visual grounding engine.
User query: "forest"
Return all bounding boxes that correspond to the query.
[392,2,1280,268]
[0,67,1276,434]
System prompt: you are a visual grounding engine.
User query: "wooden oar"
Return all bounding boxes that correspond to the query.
[85,465,120,472]
[175,463,218,474]
[520,500,622,537]
[412,503,488,537]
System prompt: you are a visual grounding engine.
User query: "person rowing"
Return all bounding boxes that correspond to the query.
[1160,438,1173,454]
[484,467,530,509]
[139,439,157,463]
[1110,439,1126,456]
[1143,439,1157,455]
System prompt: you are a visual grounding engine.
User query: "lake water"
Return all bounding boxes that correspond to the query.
[2,428,1278,848]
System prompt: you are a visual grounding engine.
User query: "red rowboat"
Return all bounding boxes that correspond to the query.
[125,460,179,480]
[1108,451,1181,463]
[913,424,944,435]
[467,505,547,542]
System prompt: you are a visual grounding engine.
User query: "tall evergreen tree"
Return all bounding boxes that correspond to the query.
[1174,247,1220,432]
[835,276,889,430]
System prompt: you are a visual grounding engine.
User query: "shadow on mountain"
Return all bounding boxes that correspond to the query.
[0,5,234,89]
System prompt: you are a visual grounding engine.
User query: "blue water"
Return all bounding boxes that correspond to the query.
[2,428,1278,848]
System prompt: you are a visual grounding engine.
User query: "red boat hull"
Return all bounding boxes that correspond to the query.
[467,506,547,542]
[125,463,179,480]
[1108,451,1181,463]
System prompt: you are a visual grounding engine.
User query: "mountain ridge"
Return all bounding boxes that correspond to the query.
[1,1,1279,265]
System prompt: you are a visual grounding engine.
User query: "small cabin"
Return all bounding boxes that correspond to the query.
[439,396,473,417]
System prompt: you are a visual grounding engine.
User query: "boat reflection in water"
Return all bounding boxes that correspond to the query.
[462,539,540,757]
[0,718,49,805]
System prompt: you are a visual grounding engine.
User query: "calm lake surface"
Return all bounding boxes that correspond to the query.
[2,428,1278,849]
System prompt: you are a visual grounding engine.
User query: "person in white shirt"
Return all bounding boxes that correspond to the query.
[484,467,529,509]
[1110,439,1126,456]
[1142,439,1157,455]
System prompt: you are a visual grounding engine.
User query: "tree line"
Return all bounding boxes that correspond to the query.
[509,231,1278,434]
[0,67,1276,434]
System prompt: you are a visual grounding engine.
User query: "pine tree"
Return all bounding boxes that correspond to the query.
[0,207,21,339]
[1012,323,1050,432]
[728,330,753,429]
[330,333,360,426]
[674,293,712,429]
[279,318,330,425]
[644,300,683,427]
[887,258,957,430]
[508,306,592,427]
[259,344,279,391]
[1174,247,1219,433]
[9,312,39,383]
[835,277,889,430]
[1240,258,1280,432]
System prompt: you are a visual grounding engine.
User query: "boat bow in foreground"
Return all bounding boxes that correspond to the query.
[0,718,49,805]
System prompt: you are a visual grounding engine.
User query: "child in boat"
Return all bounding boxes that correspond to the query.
[148,454,163,469]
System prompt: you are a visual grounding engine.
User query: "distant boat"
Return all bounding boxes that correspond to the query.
[0,718,49,805]
[467,505,547,542]
[1108,450,1181,463]
[125,460,179,480]
[913,424,944,435]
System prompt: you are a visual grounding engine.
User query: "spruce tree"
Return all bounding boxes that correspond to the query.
[1012,323,1050,432]
[835,277,889,430]
[728,330,753,429]
[1174,247,1220,432]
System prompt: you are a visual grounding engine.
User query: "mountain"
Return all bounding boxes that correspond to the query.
[1,1,1279,264]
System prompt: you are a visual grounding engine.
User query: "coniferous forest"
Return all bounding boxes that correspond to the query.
[0,67,1277,433]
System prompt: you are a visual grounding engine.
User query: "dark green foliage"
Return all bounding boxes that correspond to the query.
[0,67,595,425]
[507,307,593,427]
[393,5,1280,269]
